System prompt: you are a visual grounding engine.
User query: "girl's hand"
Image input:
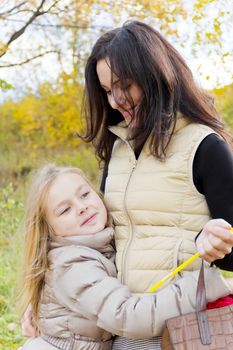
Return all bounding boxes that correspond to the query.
[21,304,40,338]
[196,219,233,263]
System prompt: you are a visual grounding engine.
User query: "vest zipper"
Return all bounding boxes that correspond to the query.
[121,159,137,285]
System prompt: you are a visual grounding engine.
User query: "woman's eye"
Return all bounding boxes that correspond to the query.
[122,82,131,90]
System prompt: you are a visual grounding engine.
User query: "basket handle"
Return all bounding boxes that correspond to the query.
[196,260,212,345]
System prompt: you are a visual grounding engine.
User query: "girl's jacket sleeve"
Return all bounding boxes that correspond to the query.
[53,247,232,339]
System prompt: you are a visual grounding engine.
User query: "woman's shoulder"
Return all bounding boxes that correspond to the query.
[197,132,231,152]
[195,133,232,170]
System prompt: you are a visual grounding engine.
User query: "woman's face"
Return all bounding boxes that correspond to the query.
[96,58,143,127]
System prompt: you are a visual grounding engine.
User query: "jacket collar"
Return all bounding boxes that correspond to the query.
[108,114,190,141]
[49,227,114,254]
[108,120,132,141]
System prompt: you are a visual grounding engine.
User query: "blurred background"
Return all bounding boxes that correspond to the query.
[0,1,232,348]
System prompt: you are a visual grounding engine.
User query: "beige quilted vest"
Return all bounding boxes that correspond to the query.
[104,117,216,294]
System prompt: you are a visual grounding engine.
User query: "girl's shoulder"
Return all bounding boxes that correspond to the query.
[49,244,105,264]
[48,244,116,276]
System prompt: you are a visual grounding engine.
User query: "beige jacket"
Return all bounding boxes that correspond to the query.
[38,227,231,349]
[105,117,217,293]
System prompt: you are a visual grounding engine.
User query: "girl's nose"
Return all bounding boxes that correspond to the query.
[78,207,87,215]
[76,202,88,216]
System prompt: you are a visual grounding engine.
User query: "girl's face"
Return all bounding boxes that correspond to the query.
[45,173,107,237]
[96,58,143,127]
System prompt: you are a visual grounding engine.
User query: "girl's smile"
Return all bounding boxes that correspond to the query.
[81,213,97,226]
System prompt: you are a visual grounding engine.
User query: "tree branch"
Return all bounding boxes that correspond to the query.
[2,17,109,30]
[0,0,49,58]
[0,50,59,67]
[0,1,27,17]
[44,0,61,14]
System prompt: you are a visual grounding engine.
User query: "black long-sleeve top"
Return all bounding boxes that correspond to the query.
[100,133,233,271]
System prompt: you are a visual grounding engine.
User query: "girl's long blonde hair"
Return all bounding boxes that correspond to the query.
[19,164,88,320]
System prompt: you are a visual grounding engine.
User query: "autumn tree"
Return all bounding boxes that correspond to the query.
[0,0,232,90]
[0,0,232,182]
[214,84,233,130]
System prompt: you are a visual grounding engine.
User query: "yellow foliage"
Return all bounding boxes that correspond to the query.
[0,71,84,151]
[194,0,216,10]
[213,84,233,130]
[0,41,8,56]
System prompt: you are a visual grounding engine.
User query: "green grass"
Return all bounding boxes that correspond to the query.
[0,184,25,349]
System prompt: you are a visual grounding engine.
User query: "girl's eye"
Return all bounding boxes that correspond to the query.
[60,207,70,215]
[81,191,89,199]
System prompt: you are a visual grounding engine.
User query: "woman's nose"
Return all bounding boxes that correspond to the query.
[108,90,125,109]
[108,95,118,109]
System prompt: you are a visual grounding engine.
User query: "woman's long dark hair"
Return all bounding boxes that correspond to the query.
[83,20,227,163]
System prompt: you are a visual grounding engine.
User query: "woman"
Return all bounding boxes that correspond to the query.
[83,20,233,349]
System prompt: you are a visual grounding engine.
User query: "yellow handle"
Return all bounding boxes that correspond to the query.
[149,252,200,292]
[149,227,233,293]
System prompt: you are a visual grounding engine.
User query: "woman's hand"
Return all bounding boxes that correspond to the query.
[21,304,39,338]
[196,219,233,263]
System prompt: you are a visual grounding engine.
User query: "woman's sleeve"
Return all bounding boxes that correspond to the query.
[193,133,233,270]
[53,250,231,338]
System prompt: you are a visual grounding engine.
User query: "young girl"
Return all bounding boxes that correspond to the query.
[19,164,233,350]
